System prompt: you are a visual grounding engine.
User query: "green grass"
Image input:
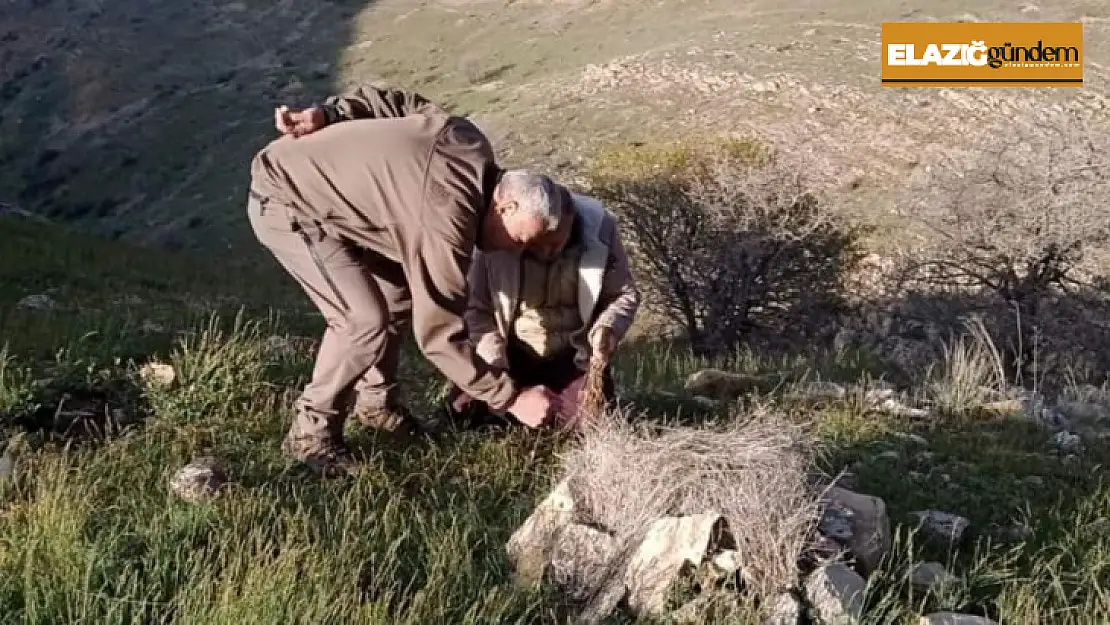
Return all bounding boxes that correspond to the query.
[4,217,1110,624]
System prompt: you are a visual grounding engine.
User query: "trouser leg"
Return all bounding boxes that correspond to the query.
[351,248,412,412]
[247,195,391,440]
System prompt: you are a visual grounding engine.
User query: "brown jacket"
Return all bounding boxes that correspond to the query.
[248,84,518,411]
[465,193,640,371]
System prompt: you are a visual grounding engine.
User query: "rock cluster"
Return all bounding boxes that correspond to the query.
[506,476,985,624]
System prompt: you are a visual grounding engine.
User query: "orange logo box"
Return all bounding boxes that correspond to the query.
[881,22,1083,87]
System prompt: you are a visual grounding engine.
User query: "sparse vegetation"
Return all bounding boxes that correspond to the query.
[585,137,866,357]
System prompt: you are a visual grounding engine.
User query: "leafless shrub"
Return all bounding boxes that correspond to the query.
[584,137,866,357]
[559,406,823,599]
[897,113,1110,379]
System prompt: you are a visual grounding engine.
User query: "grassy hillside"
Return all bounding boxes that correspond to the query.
[6,0,1107,255]
[4,213,1110,623]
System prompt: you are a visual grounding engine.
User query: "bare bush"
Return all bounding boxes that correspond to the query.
[584,137,866,357]
[559,406,823,600]
[897,113,1110,379]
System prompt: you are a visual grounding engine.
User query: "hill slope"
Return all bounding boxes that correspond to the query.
[4,0,1108,254]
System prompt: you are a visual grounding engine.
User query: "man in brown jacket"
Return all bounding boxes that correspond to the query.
[446,190,640,430]
[248,83,567,476]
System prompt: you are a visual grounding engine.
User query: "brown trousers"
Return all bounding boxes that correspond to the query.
[445,339,616,430]
[248,192,409,437]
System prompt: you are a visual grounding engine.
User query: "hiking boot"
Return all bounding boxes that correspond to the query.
[281,428,361,478]
[355,403,448,437]
[355,404,414,434]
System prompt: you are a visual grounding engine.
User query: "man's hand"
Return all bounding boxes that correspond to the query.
[589,325,618,359]
[274,105,327,138]
[506,386,561,428]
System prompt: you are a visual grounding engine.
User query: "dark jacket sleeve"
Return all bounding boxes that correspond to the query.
[319,83,446,124]
[402,120,518,412]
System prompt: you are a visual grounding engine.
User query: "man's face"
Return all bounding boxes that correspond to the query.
[478,201,548,253]
[524,210,575,261]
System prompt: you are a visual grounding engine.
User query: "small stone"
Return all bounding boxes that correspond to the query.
[910,510,970,544]
[711,549,743,573]
[140,362,176,387]
[919,613,998,625]
[684,369,777,398]
[877,398,929,418]
[169,456,228,502]
[1051,431,1081,453]
[805,563,867,624]
[16,293,55,311]
[910,561,959,591]
[894,432,928,445]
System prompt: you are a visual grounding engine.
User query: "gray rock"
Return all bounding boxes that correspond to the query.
[507,478,576,585]
[169,456,228,502]
[894,432,929,445]
[625,513,730,618]
[919,613,998,625]
[1051,431,1081,453]
[16,293,55,311]
[819,487,891,573]
[910,510,970,544]
[684,369,777,398]
[910,561,959,591]
[876,398,930,418]
[805,563,867,624]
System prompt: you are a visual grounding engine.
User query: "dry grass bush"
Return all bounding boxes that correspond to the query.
[584,136,866,357]
[927,316,1010,416]
[894,113,1110,382]
[559,406,824,601]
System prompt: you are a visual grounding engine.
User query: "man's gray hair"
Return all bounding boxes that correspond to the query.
[498,169,568,232]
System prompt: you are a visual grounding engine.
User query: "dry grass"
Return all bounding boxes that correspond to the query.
[927,317,1010,417]
[560,406,824,600]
